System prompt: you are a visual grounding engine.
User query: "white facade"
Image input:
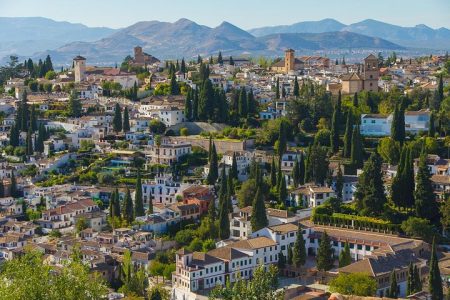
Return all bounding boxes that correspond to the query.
[142,175,189,206]
[144,142,191,165]
[360,114,391,136]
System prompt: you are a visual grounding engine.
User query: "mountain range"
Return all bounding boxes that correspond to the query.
[249,18,450,49]
[0,17,448,65]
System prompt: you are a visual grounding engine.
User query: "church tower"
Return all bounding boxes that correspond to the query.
[362,54,378,92]
[73,56,86,83]
[284,49,295,74]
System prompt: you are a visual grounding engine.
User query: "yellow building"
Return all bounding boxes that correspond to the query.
[271,49,304,74]
[340,54,379,94]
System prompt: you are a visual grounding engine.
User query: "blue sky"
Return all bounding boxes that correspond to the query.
[0,0,449,29]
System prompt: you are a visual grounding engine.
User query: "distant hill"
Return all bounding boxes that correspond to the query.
[0,17,116,57]
[249,18,450,49]
[36,18,402,65]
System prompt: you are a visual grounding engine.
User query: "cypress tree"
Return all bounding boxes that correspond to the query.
[282,87,286,98]
[113,103,122,133]
[217,51,223,65]
[428,111,435,137]
[343,111,353,158]
[336,164,344,200]
[208,197,216,220]
[407,262,415,296]
[287,245,293,265]
[25,127,33,155]
[10,173,17,198]
[0,180,4,198]
[292,158,300,187]
[170,72,180,95]
[9,124,19,147]
[30,105,37,132]
[114,189,121,218]
[251,187,268,232]
[67,90,82,118]
[428,238,443,300]
[226,173,234,212]
[338,242,352,267]
[122,188,134,224]
[270,157,277,188]
[330,103,339,153]
[292,226,306,268]
[238,87,247,118]
[247,88,256,115]
[184,89,192,121]
[218,169,230,240]
[180,58,186,73]
[316,231,334,271]
[229,56,234,66]
[122,107,130,132]
[278,250,286,269]
[438,75,444,104]
[197,55,202,64]
[354,152,387,216]
[293,76,299,97]
[391,102,405,144]
[387,271,399,298]
[304,144,313,183]
[414,265,422,292]
[350,125,363,169]
[276,77,280,99]
[20,90,28,132]
[277,121,287,158]
[134,170,145,217]
[299,152,305,185]
[192,88,199,121]
[278,175,287,204]
[230,152,238,180]
[353,92,358,107]
[198,79,214,121]
[35,123,45,153]
[415,152,440,225]
[207,143,218,184]
[403,147,415,208]
[391,146,407,208]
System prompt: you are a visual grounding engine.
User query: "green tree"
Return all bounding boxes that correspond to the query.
[338,242,352,268]
[278,250,286,269]
[123,107,130,132]
[67,90,82,117]
[354,152,387,216]
[134,170,145,217]
[122,188,134,224]
[407,262,415,296]
[293,76,299,97]
[148,285,170,300]
[299,152,305,185]
[292,226,306,268]
[391,102,405,144]
[184,89,193,121]
[170,72,180,95]
[287,245,293,265]
[207,142,219,184]
[238,87,248,118]
[276,77,280,99]
[335,164,344,200]
[270,157,277,188]
[330,92,341,153]
[10,173,17,198]
[305,143,329,185]
[329,273,377,296]
[316,231,334,271]
[353,92,359,107]
[292,158,300,187]
[251,187,268,232]
[217,51,223,65]
[387,270,399,298]
[75,217,88,233]
[25,127,33,155]
[378,137,400,165]
[30,105,37,132]
[415,152,440,225]
[0,250,108,300]
[218,168,230,240]
[230,152,238,180]
[350,125,364,169]
[113,103,122,133]
[428,238,443,300]
[278,175,287,204]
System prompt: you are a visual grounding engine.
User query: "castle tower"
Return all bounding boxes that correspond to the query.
[362,54,379,92]
[284,49,295,74]
[73,56,86,83]
[134,46,144,64]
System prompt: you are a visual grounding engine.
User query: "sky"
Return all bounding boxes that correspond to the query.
[0,0,449,30]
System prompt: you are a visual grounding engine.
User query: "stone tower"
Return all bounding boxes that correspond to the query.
[134,46,144,64]
[73,56,86,83]
[284,49,295,74]
[362,54,378,92]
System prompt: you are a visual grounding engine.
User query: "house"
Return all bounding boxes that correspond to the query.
[290,185,335,207]
[182,185,214,215]
[145,141,191,165]
[360,114,391,136]
[404,110,431,134]
[221,151,253,180]
[142,174,189,206]
[330,175,358,202]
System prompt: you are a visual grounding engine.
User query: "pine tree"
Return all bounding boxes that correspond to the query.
[207,143,218,184]
[316,231,334,271]
[184,89,193,121]
[276,77,280,99]
[113,103,122,133]
[122,188,134,224]
[123,107,130,132]
[350,125,364,169]
[134,170,145,217]
[293,76,299,97]
[354,152,387,216]
[170,72,180,95]
[429,238,443,300]
[251,187,268,232]
[338,242,352,267]
[292,226,306,268]
[387,271,399,298]
[230,152,238,180]
[336,164,344,200]
[415,152,440,225]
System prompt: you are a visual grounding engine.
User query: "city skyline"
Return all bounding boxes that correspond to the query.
[0,0,449,30]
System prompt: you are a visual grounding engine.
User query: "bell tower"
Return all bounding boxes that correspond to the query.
[363,54,378,92]
[284,49,295,74]
[73,56,86,83]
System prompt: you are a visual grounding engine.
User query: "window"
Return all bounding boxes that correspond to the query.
[365,245,370,251]
[357,244,362,250]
